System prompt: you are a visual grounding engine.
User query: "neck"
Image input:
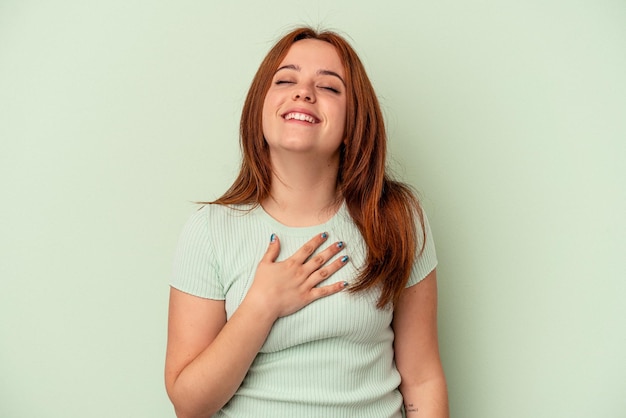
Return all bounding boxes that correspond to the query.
[261,153,342,227]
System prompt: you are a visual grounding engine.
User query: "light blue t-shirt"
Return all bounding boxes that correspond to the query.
[171,202,437,417]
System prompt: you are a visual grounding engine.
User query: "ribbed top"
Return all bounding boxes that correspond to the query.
[170,202,437,417]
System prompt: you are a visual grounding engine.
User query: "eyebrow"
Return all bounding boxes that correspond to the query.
[275,64,346,86]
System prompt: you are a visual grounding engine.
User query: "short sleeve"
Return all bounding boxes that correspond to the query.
[406,208,438,287]
[170,207,225,299]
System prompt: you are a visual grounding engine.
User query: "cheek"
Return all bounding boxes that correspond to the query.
[262,90,282,114]
[263,90,281,112]
[261,96,274,136]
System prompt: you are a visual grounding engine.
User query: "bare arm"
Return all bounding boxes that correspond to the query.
[165,233,348,418]
[393,269,449,417]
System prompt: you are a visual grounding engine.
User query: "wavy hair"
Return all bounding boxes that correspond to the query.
[213,27,426,308]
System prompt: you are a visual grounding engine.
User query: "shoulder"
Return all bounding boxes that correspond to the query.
[186,203,256,226]
[175,203,256,246]
[193,202,253,216]
[185,203,274,249]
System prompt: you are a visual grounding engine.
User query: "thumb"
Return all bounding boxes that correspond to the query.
[262,233,281,262]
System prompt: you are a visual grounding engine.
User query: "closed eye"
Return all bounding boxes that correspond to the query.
[275,80,294,85]
[320,86,340,94]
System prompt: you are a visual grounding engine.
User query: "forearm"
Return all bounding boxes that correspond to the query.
[168,301,276,418]
[400,376,449,418]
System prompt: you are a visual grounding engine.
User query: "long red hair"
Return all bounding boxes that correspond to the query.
[213,27,426,308]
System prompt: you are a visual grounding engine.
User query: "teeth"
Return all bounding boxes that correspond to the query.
[284,112,316,123]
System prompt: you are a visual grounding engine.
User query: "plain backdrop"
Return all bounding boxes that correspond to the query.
[1,1,625,417]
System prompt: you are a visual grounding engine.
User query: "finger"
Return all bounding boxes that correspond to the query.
[301,241,346,276]
[308,278,350,302]
[307,254,350,287]
[261,233,280,262]
[290,232,329,264]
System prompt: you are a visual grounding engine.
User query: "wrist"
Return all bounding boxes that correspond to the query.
[238,293,280,325]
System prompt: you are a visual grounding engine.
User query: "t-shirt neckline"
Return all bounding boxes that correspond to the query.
[254,201,348,237]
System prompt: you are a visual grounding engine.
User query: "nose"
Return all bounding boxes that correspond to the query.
[293,84,316,103]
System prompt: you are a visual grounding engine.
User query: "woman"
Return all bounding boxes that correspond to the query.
[165,27,448,418]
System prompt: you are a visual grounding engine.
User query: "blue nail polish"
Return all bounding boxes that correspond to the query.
[337,241,344,249]
[270,233,277,243]
[342,281,349,287]
[321,232,328,239]
[341,255,349,263]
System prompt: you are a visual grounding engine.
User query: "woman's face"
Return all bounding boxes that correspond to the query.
[262,39,347,162]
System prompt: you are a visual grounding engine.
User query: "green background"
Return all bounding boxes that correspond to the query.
[1,1,624,417]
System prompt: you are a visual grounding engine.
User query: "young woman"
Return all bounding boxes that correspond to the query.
[165,27,448,418]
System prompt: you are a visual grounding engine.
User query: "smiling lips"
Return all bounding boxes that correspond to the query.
[283,112,319,124]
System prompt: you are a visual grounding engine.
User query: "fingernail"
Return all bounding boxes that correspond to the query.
[337,241,344,249]
[342,281,349,287]
[321,232,328,239]
[341,255,349,263]
[270,233,277,243]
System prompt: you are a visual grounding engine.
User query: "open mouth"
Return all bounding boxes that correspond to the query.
[282,112,319,124]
